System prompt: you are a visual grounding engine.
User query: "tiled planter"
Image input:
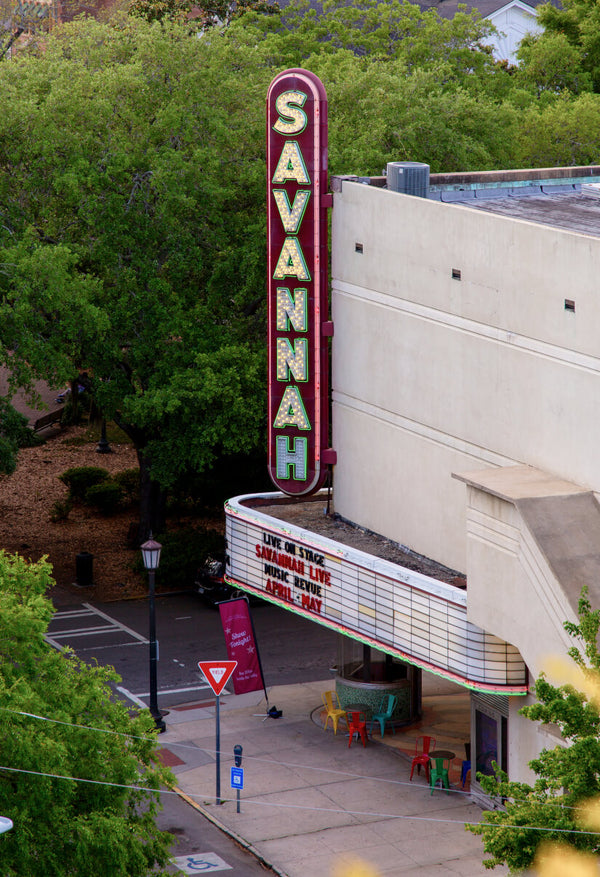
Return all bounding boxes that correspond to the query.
[335,674,420,726]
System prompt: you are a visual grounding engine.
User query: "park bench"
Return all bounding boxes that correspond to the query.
[33,408,63,433]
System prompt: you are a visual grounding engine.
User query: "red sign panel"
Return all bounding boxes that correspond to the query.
[267,69,332,496]
[219,598,265,695]
[197,660,238,696]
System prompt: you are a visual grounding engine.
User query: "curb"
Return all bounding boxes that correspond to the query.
[171,784,288,877]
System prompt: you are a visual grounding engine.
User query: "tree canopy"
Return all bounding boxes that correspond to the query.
[0,551,173,875]
[0,15,268,535]
[1,0,600,536]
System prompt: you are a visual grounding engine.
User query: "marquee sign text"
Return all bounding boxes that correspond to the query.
[257,531,330,613]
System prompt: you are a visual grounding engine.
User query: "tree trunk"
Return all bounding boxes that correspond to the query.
[137,450,168,544]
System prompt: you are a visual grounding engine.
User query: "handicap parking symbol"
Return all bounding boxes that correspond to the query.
[173,852,232,873]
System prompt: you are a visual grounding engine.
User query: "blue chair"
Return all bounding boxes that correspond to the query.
[461,760,471,788]
[461,742,471,788]
[371,694,397,737]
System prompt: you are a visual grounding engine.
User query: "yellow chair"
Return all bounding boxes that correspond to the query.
[322,690,346,734]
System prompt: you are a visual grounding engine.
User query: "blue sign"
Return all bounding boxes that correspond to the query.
[230,766,244,790]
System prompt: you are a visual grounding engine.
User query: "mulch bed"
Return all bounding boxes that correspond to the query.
[0,425,223,602]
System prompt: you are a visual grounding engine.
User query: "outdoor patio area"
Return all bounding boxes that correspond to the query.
[313,674,472,789]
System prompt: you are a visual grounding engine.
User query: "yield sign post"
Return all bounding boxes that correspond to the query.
[198,661,237,804]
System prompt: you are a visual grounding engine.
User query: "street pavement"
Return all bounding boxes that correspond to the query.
[159,678,509,877]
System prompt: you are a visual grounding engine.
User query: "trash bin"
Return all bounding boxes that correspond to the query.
[75,551,94,587]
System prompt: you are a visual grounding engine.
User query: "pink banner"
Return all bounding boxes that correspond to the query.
[219,598,265,695]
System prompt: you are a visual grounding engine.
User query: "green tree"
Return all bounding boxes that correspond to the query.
[0,551,173,875]
[0,397,42,474]
[519,0,600,94]
[128,0,279,29]
[515,92,600,167]
[515,31,591,96]
[0,16,267,538]
[0,1,529,541]
[219,0,517,173]
[468,589,600,873]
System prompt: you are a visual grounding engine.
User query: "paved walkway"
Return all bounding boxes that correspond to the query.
[159,677,508,877]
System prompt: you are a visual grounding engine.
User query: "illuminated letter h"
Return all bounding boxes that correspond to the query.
[276,436,307,481]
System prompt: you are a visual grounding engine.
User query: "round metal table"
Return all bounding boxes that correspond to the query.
[428,749,455,761]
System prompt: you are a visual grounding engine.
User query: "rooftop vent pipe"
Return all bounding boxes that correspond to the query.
[387,162,430,198]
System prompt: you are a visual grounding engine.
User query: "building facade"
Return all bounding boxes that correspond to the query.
[226,163,600,802]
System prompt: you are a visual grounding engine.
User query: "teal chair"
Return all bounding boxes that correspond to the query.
[430,757,451,794]
[371,694,397,737]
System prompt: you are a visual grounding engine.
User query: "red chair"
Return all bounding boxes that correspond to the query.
[410,735,436,781]
[347,711,368,748]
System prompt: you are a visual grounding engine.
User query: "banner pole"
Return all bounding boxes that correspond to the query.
[247,600,269,706]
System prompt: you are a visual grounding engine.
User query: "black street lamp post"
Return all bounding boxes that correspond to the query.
[96,417,112,454]
[141,535,166,733]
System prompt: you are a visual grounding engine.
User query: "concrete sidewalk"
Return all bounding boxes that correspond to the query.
[158,678,508,877]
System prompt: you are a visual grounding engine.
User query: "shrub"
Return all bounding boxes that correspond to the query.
[135,528,225,591]
[59,466,110,500]
[84,481,123,515]
[50,497,73,523]
[113,469,140,505]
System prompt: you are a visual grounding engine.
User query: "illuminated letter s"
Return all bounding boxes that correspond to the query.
[273,90,307,135]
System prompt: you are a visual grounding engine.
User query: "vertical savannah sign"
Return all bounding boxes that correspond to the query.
[267,69,335,496]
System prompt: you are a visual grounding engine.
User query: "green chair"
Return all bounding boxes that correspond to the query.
[370,694,398,737]
[429,757,451,794]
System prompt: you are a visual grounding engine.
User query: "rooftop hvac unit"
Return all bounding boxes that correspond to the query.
[386,162,430,198]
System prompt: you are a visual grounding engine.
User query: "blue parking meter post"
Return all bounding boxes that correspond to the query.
[231,765,244,812]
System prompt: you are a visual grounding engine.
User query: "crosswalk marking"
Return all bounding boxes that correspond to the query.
[117,683,212,709]
[46,603,148,650]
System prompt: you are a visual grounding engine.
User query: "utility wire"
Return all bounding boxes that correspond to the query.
[0,705,593,815]
[0,763,598,836]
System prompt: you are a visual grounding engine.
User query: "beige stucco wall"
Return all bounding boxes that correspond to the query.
[508,693,567,784]
[461,483,579,676]
[331,181,600,573]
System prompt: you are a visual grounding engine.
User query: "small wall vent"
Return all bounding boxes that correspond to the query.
[386,162,430,198]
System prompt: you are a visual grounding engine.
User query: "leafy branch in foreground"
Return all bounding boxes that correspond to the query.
[468,588,600,873]
[0,551,174,876]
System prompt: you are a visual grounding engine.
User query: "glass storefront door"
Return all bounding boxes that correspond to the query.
[470,695,508,804]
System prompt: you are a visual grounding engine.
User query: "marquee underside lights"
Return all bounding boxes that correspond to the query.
[267,69,335,496]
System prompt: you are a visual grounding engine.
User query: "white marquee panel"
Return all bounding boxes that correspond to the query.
[225,493,527,694]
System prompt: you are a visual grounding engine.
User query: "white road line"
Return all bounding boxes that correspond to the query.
[46,604,149,650]
[53,609,96,619]
[132,684,212,698]
[76,641,146,653]
[47,625,118,639]
[82,602,148,643]
[116,686,148,709]
[44,635,65,651]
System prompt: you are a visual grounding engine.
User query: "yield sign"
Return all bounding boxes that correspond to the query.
[198,661,238,696]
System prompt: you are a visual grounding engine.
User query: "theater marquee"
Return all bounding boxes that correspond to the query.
[267,69,335,496]
[225,493,528,695]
